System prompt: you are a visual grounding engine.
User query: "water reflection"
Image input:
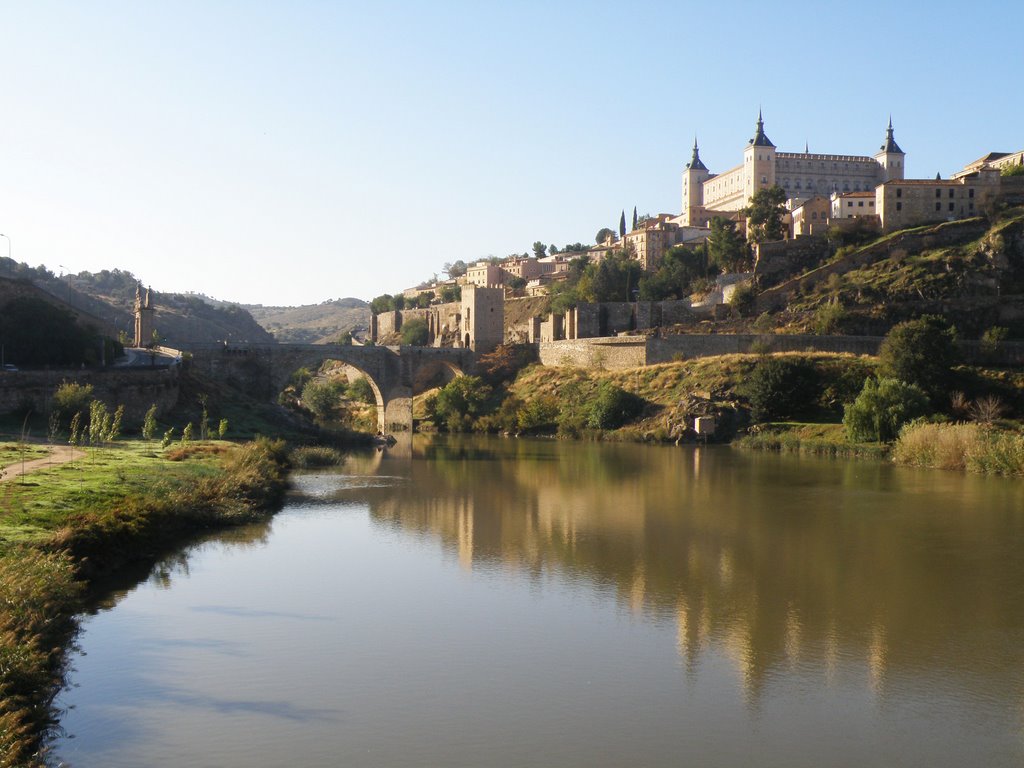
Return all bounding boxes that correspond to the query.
[340,435,1024,705]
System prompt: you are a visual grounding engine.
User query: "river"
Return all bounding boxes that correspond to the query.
[52,436,1024,767]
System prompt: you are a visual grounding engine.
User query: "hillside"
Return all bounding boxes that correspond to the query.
[244,299,370,344]
[0,260,274,346]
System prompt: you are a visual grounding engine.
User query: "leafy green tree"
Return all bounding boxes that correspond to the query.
[53,381,94,420]
[632,207,638,230]
[585,381,644,429]
[1001,163,1024,177]
[638,245,706,300]
[707,217,749,273]
[844,377,930,442]
[595,228,615,245]
[619,211,626,238]
[301,378,345,421]
[516,396,560,433]
[562,242,588,253]
[576,250,643,304]
[439,285,461,303]
[142,404,159,440]
[743,185,788,243]
[181,422,194,443]
[878,316,959,402]
[161,427,175,448]
[548,244,559,256]
[217,418,229,438]
[336,331,353,345]
[443,260,468,278]
[744,357,820,422]
[532,241,547,259]
[370,294,396,315]
[0,297,102,367]
[348,377,376,404]
[428,376,492,432]
[400,319,429,346]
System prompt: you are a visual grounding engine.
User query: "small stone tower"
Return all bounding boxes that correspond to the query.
[874,116,905,183]
[133,284,155,347]
[460,285,504,353]
[743,109,776,204]
[681,137,710,224]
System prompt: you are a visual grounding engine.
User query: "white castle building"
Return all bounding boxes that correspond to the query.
[680,112,906,226]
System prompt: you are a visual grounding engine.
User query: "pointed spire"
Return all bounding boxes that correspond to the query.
[749,108,774,147]
[687,135,708,171]
[805,140,809,154]
[880,115,903,154]
[935,172,942,180]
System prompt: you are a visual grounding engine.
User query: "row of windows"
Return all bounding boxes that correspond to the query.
[846,200,875,208]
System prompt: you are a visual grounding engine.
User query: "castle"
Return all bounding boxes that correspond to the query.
[680,112,905,227]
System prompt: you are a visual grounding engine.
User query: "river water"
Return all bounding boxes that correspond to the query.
[52,437,1024,767]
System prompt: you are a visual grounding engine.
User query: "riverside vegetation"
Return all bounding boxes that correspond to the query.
[0,392,293,766]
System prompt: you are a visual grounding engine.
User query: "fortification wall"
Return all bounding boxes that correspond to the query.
[754,235,829,288]
[537,338,648,370]
[647,334,882,363]
[0,368,180,425]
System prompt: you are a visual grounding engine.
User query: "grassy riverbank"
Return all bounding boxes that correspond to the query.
[0,437,290,766]
[734,422,891,459]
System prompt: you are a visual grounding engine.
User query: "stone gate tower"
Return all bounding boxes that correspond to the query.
[133,284,155,347]
[460,285,504,353]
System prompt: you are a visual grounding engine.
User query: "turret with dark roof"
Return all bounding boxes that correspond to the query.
[686,137,708,171]
[748,109,774,148]
[880,116,903,154]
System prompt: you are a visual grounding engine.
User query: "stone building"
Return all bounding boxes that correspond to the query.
[460,285,504,352]
[830,190,878,220]
[133,284,154,347]
[875,170,1001,230]
[680,113,905,226]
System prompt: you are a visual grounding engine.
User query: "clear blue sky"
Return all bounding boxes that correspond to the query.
[1,1,1021,306]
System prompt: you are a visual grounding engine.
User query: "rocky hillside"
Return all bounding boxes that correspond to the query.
[244,299,370,344]
[0,261,274,346]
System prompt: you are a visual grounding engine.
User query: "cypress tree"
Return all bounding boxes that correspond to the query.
[619,210,626,238]
[632,206,638,230]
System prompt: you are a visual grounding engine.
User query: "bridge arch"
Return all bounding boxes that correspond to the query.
[185,343,474,434]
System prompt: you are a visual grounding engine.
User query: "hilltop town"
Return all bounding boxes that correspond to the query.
[366,113,1024,354]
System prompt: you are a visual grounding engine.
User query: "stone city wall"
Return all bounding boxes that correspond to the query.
[0,367,180,426]
[537,338,648,370]
[754,235,829,288]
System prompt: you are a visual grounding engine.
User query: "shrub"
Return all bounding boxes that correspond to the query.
[843,377,930,442]
[290,445,345,468]
[584,381,644,430]
[142,404,158,440]
[301,378,346,421]
[347,377,376,405]
[729,283,757,317]
[400,319,429,346]
[428,376,492,432]
[516,396,560,433]
[878,316,959,402]
[744,357,820,422]
[52,381,94,420]
[218,418,229,438]
[812,299,846,335]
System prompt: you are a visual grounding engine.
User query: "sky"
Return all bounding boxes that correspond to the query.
[1,1,1022,307]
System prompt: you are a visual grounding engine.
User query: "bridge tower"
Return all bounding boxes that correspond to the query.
[134,284,155,347]
[460,286,503,353]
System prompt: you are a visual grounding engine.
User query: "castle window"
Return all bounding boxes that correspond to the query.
[936,189,941,198]
[795,180,801,189]
[896,188,902,198]
[812,211,818,219]
[897,202,903,211]
[949,202,955,212]
[936,202,941,211]
[949,189,955,198]
[761,176,767,184]
[969,188,975,198]
[858,201,864,207]
[869,201,875,207]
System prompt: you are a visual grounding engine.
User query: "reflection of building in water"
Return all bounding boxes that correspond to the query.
[361,440,1024,707]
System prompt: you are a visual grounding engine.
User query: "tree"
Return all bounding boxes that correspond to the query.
[348,377,376,404]
[595,228,615,245]
[632,206,638,231]
[301,378,346,421]
[576,250,643,304]
[336,331,353,345]
[844,377,930,442]
[707,217,749,273]
[427,376,492,432]
[744,357,820,422]
[370,294,396,315]
[638,245,706,301]
[743,185,788,243]
[400,319,429,346]
[532,241,547,260]
[585,381,644,430]
[443,260,468,278]
[619,210,626,238]
[439,285,461,303]
[142,403,158,440]
[878,316,959,402]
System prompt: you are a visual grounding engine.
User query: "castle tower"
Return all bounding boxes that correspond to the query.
[133,283,155,347]
[874,116,905,182]
[460,285,503,353]
[743,109,776,204]
[681,137,710,225]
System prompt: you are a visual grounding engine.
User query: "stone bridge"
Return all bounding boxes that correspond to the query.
[184,343,476,432]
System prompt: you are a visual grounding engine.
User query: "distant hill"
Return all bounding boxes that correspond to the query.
[0,260,274,346]
[243,299,370,344]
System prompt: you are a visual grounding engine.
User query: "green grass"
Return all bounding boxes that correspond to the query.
[735,422,890,459]
[0,442,50,465]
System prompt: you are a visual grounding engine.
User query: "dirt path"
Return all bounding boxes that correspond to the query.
[0,445,83,482]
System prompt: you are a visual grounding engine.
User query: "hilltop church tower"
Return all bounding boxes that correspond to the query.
[681,137,710,224]
[874,116,905,182]
[743,109,776,203]
[133,284,155,347]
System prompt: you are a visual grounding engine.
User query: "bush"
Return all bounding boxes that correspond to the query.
[878,316,959,402]
[290,445,345,468]
[427,376,492,432]
[347,377,376,404]
[52,381,94,419]
[400,319,429,346]
[301,378,346,421]
[729,283,757,317]
[744,357,820,422]
[584,381,644,430]
[843,377,930,442]
[516,396,560,433]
